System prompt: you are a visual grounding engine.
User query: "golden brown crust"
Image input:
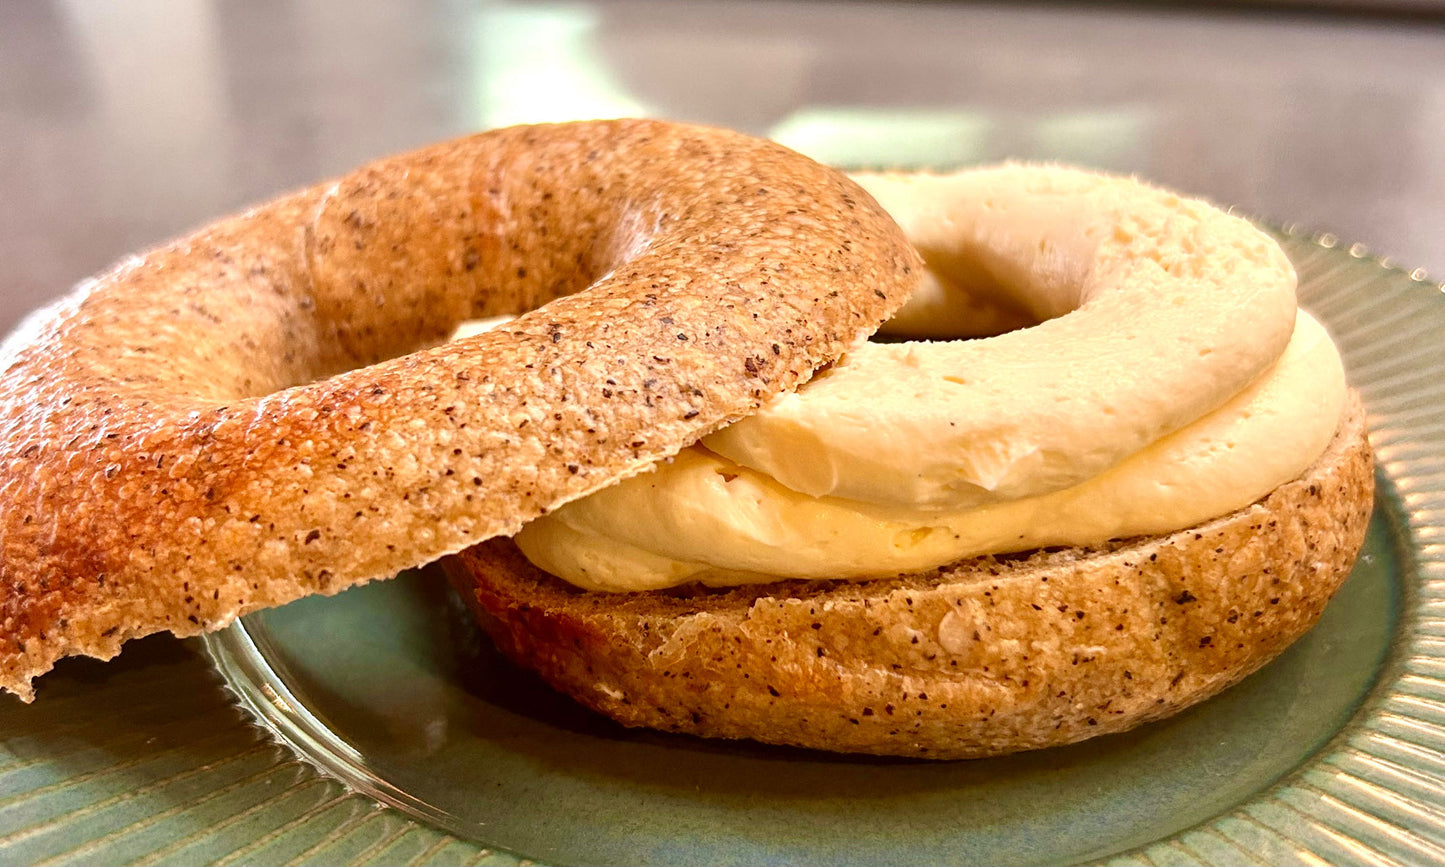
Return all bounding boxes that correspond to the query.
[0,119,922,700]
[446,394,1373,759]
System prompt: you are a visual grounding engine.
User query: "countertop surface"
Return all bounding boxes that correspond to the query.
[2,0,1442,337]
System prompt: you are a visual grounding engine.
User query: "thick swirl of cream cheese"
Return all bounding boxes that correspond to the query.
[515,311,1344,590]
[505,166,1347,592]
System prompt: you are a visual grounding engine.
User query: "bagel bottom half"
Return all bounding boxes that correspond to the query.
[442,396,1373,759]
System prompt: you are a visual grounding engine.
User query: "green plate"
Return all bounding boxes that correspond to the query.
[2,233,1441,866]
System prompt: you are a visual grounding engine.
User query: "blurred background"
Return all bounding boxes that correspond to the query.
[2,0,1442,336]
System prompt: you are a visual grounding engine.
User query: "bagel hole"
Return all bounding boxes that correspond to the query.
[868,309,1045,345]
[870,264,1049,343]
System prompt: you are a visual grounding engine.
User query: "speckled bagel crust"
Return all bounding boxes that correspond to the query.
[446,395,1373,759]
[0,119,922,700]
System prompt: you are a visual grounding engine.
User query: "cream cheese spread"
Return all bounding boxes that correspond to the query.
[706,167,1301,510]
[515,310,1344,590]
[479,166,1345,592]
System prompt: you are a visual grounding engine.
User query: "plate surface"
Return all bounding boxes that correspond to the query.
[206,232,1445,866]
[2,233,1441,866]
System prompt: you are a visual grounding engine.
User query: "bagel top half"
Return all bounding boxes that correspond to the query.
[0,119,923,701]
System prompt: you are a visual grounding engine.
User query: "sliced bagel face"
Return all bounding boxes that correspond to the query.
[443,395,1373,759]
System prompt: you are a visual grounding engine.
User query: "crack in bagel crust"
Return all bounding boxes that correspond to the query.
[0,119,923,700]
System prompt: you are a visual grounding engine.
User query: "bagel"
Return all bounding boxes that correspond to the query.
[443,396,1371,759]
[0,119,922,701]
[446,167,1374,758]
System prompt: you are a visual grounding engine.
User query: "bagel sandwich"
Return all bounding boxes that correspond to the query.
[0,126,1371,762]
[442,166,1375,759]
